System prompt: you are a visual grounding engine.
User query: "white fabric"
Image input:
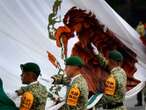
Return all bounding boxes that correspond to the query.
[48,101,65,110]
[70,74,81,84]
[0,0,146,109]
[29,81,38,85]
[125,82,145,99]
[87,93,103,109]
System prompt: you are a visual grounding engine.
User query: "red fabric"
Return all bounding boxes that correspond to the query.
[140,36,146,46]
[144,23,146,29]
[55,26,71,47]
[54,7,139,93]
[47,51,58,68]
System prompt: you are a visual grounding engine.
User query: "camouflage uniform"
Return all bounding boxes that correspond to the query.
[52,56,88,110]
[96,67,127,110]
[57,74,89,110]
[16,82,48,110]
[95,53,127,110]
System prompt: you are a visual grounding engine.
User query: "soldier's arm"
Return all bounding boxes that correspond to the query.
[96,53,108,68]
[103,89,124,102]
[19,91,34,110]
[16,86,29,96]
[102,73,126,102]
[95,97,104,108]
[91,43,108,68]
[95,90,123,108]
[66,84,81,109]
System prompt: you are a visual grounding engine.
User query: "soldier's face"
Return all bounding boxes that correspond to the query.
[108,59,117,70]
[21,72,34,84]
[64,66,79,78]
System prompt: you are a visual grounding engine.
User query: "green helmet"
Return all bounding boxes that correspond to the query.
[65,56,84,67]
[20,62,41,76]
[109,50,123,61]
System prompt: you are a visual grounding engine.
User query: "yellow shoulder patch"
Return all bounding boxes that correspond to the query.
[20,91,34,110]
[104,74,116,96]
[67,85,80,106]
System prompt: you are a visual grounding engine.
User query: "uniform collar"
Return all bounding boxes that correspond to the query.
[70,74,81,84]
[29,81,38,85]
[111,66,121,73]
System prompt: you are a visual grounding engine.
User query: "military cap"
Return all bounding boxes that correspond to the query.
[109,50,123,61]
[20,62,41,76]
[65,56,84,67]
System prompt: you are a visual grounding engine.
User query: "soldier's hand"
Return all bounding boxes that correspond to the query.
[51,74,63,84]
[51,76,56,84]
[91,42,99,55]
[50,78,55,84]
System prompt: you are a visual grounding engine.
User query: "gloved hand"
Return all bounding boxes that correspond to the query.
[51,74,70,85]
[51,74,63,84]
[91,42,99,55]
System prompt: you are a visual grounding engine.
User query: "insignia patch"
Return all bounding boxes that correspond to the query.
[104,74,116,96]
[67,85,80,106]
[20,91,34,110]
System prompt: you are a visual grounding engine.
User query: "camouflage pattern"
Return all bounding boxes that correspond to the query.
[95,54,127,110]
[97,67,127,110]
[16,82,48,110]
[59,74,89,110]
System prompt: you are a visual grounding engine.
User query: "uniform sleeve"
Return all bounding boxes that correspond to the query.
[19,91,34,110]
[100,71,126,103]
[16,86,29,96]
[102,89,124,102]
[67,85,80,107]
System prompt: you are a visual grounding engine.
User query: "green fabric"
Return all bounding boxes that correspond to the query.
[0,78,18,110]
[65,56,84,67]
[88,93,100,105]
[20,62,41,76]
[109,50,123,61]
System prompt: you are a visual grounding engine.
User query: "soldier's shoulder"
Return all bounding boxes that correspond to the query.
[73,76,87,88]
[30,83,48,93]
[76,75,85,81]
[16,86,30,95]
[38,83,48,90]
[78,75,87,85]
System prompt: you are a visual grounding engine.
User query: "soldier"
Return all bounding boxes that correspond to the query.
[135,91,143,106]
[91,43,127,110]
[15,62,48,110]
[136,21,145,37]
[52,56,89,110]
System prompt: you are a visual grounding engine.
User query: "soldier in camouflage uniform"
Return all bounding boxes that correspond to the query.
[16,62,48,110]
[91,43,127,110]
[52,56,89,110]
